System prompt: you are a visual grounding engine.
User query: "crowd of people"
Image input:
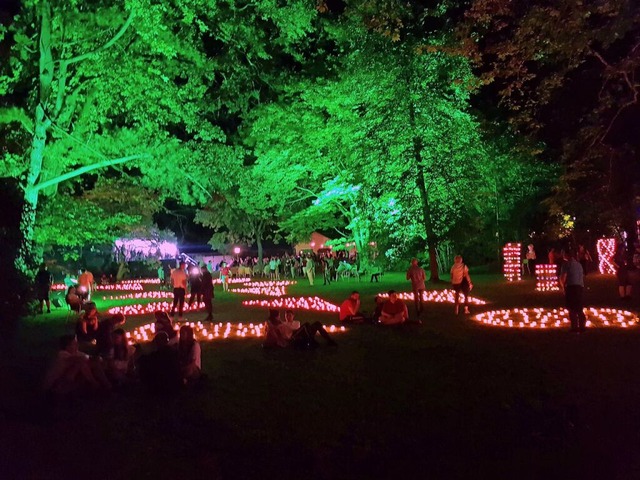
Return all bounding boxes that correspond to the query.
[42,241,629,405]
[44,307,204,399]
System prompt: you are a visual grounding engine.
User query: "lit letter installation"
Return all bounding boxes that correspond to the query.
[535,264,559,291]
[596,238,616,274]
[503,243,522,281]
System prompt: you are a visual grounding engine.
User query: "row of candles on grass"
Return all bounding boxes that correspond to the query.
[127,320,346,343]
[242,297,340,313]
[52,282,145,291]
[377,290,487,306]
[228,280,298,297]
[473,307,638,329]
[100,280,298,301]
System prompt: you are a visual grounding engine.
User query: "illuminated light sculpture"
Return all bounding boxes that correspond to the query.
[597,238,617,274]
[535,264,559,291]
[503,243,522,281]
[377,290,487,306]
[114,238,178,260]
[126,320,345,344]
[242,297,340,313]
[473,307,638,329]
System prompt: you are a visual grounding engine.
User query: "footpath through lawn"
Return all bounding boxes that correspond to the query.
[2,273,640,479]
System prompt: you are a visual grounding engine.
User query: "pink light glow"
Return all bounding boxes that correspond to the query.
[114,238,178,260]
[597,238,616,274]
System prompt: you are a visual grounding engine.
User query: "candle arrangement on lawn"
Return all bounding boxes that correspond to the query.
[377,290,487,306]
[229,281,296,297]
[102,291,175,301]
[473,307,638,329]
[242,296,340,313]
[127,320,345,343]
[535,264,559,291]
[108,301,205,316]
[502,243,522,281]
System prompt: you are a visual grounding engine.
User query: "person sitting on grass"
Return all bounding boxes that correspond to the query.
[65,286,82,313]
[43,335,111,397]
[178,325,202,384]
[95,313,126,359]
[154,311,178,347]
[372,295,385,323]
[106,329,136,386]
[339,291,365,324]
[379,290,409,325]
[75,305,99,345]
[137,332,183,394]
[263,309,337,349]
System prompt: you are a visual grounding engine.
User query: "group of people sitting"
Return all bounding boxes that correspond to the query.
[263,309,338,348]
[338,290,411,325]
[44,309,203,398]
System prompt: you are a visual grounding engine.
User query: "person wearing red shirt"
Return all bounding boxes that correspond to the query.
[379,291,408,325]
[339,291,364,324]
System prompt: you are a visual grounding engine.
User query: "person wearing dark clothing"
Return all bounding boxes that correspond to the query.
[200,266,214,321]
[560,251,587,333]
[613,244,632,300]
[75,306,99,344]
[188,265,203,308]
[95,314,126,358]
[137,332,183,393]
[35,263,53,314]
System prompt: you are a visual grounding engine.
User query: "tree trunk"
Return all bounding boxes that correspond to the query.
[352,225,371,272]
[256,234,264,266]
[17,3,53,273]
[408,102,440,281]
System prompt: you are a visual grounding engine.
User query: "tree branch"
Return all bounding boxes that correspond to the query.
[48,119,108,159]
[33,153,150,192]
[62,9,135,66]
[0,107,34,134]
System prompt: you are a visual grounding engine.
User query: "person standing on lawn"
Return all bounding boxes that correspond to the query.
[406,258,426,317]
[559,249,587,333]
[35,263,53,314]
[450,256,473,315]
[201,264,214,321]
[170,262,188,320]
[305,255,315,286]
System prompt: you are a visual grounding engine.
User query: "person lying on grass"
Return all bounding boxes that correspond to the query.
[263,309,337,349]
[43,335,111,396]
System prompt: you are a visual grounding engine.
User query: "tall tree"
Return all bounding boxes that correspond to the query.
[460,0,640,236]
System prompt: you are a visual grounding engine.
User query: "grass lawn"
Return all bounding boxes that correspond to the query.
[2,272,640,479]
